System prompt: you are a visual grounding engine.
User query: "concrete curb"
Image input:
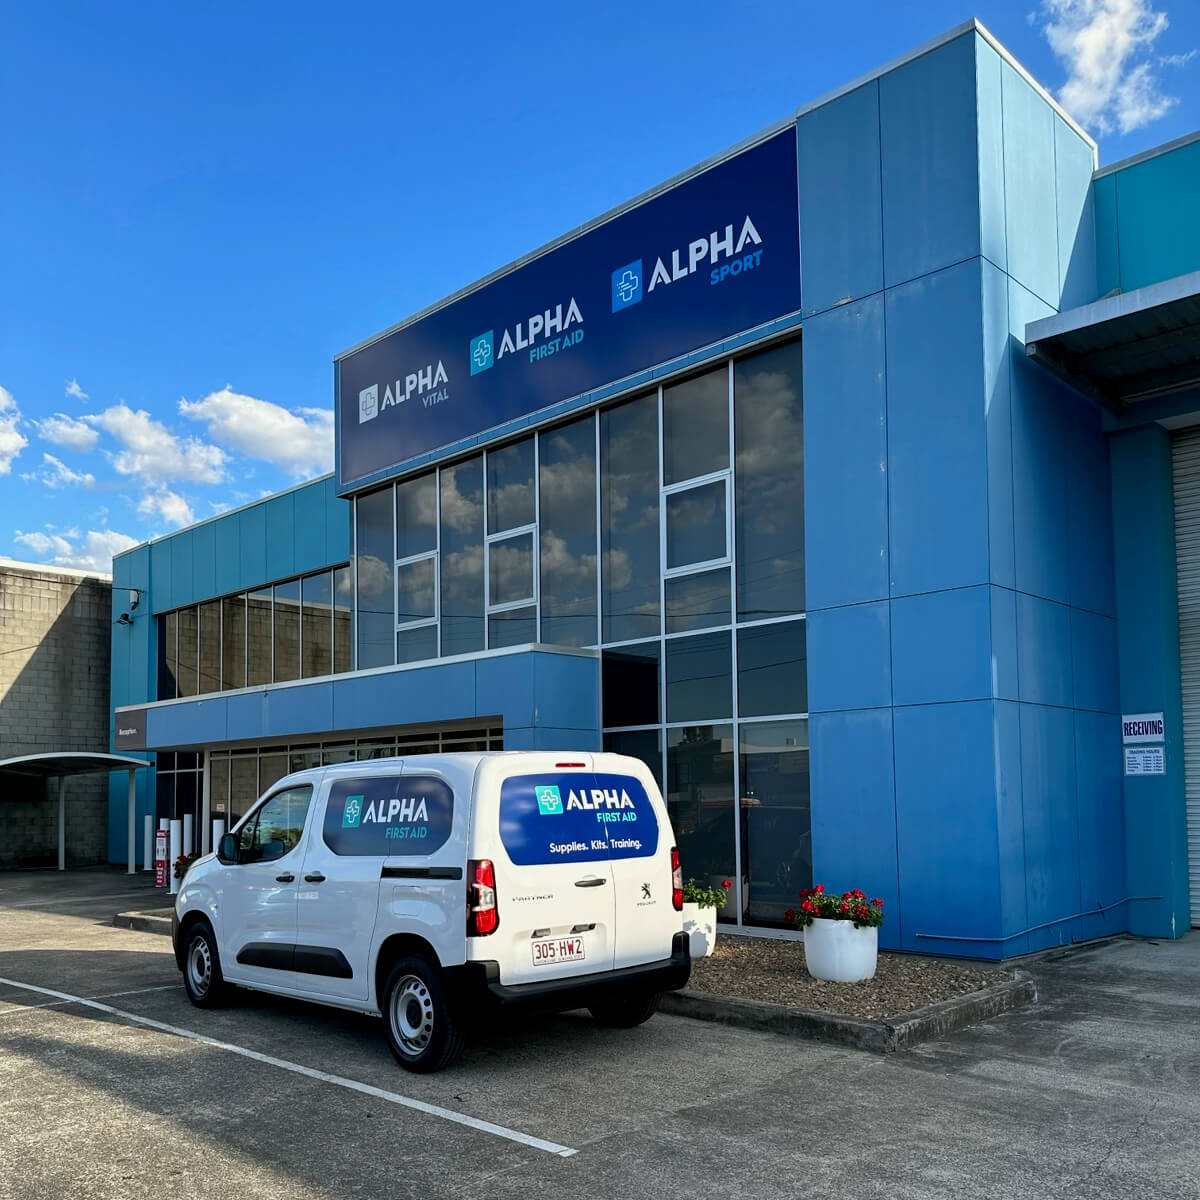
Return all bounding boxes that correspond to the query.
[658,970,1037,1052]
[114,910,173,936]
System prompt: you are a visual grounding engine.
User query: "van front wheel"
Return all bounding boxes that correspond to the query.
[382,957,464,1073]
[588,991,660,1028]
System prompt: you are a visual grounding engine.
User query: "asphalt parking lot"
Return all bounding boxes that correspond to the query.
[1,869,1199,1199]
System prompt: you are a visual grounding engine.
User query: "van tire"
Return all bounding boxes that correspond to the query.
[588,990,660,1028]
[182,921,229,1008]
[382,957,464,1073]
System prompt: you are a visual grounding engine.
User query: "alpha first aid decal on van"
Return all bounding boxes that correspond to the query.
[323,776,453,856]
[499,773,660,866]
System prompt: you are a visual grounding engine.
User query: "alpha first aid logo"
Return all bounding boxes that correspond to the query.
[343,795,364,828]
[359,385,379,423]
[536,785,563,815]
[612,260,642,311]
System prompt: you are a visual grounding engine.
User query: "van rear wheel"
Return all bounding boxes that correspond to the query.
[588,990,660,1028]
[382,956,464,1073]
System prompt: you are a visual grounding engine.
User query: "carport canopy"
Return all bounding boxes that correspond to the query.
[0,752,149,873]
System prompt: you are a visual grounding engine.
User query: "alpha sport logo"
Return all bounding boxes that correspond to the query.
[357,361,450,423]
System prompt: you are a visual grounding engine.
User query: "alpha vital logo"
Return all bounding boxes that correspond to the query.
[358,360,450,423]
[470,298,584,374]
[612,215,764,312]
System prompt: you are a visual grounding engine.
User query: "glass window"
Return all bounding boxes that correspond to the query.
[665,631,732,723]
[665,480,727,570]
[663,366,728,485]
[209,752,230,819]
[489,605,536,648]
[667,724,736,922]
[735,340,804,620]
[301,571,333,678]
[158,611,178,700]
[539,417,597,647]
[487,437,535,533]
[356,486,395,670]
[603,729,663,790]
[289,744,322,774]
[601,642,660,727]
[738,620,807,717]
[396,557,436,626]
[175,769,198,826]
[322,776,454,857]
[740,719,811,926]
[273,578,301,683]
[222,594,246,690]
[440,456,484,656]
[397,623,437,664]
[333,566,352,673]
[246,587,272,686]
[239,785,312,863]
[322,742,356,765]
[258,751,288,793]
[396,473,437,559]
[177,607,198,698]
[229,754,258,828]
[665,567,730,634]
[600,394,660,642]
[198,602,221,695]
[488,530,534,607]
[356,738,396,760]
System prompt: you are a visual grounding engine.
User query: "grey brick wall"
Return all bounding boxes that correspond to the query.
[0,564,112,867]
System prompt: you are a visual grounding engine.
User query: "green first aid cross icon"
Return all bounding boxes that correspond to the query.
[343,795,364,828]
[536,785,563,815]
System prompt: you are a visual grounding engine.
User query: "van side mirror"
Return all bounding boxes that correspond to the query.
[217,833,240,864]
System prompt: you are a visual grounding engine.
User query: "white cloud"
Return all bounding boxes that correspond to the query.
[137,487,195,529]
[0,385,29,475]
[84,403,227,485]
[1160,48,1197,66]
[14,527,138,575]
[23,453,96,489]
[1041,0,1178,134]
[35,412,100,452]
[65,378,88,401]
[179,386,333,479]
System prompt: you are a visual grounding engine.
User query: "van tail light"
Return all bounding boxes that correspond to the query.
[467,859,499,936]
[671,847,683,912]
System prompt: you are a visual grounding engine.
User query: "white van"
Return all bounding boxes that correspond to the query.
[172,752,691,1071]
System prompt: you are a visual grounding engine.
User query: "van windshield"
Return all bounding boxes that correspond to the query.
[499,773,659,866]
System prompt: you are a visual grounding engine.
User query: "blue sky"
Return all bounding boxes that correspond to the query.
[2,1,1197,573]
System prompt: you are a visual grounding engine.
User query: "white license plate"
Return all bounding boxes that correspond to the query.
[531,936,586,966]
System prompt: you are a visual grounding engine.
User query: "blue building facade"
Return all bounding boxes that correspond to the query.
[109,20,1200,958]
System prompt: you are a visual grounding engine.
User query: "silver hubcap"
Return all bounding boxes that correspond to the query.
[390,974,434,1056]
[187,937,211,996]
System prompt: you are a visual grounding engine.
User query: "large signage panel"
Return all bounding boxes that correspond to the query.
[337,129,801,490]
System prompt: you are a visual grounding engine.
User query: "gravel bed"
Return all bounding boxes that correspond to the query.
[688,933,1009,1020]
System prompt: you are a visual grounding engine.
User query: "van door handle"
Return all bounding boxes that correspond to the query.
[275,873,295,883]
[304,872,326,883]
[574,877,607,888]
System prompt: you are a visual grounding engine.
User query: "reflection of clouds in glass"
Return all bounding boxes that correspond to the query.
[440,462,483,534]
[735,367,804,537]
[664,367,728,483]
[356,554,392,604]
[666,486,723,531]
[489,536,534,605]
[487,439,535,531]
[396,559,435,620]
[396,474,438,550]
[540,532,597,615]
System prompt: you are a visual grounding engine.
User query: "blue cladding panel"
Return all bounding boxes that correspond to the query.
[476,654,533,726]
[1019,704,1082,951]
[224,692,266,742]
[294,480,328,573]
[1001,62,1058,308]
[975,39,1007,273]
[796,81,883,315]
[879,33,980,288]
[991,587,1019,701]
[1074,709,1128,941]
[532,654,599,731]
[265,493,296,582]
[893,701,1002,954]
[1064,394,1117,617]
[806,601,891,712]
[1055,117,1097,311]
[191,521,216,603]
[150,540,172,613]
[891,586,992,706]
[1017,594,1073,708]
[263,682,335,738]
[810,708,901,951]
[171,532,193,607]
[332,660,476,730]
[325,477,352,562]
[803,296,888,609]
[146,697,227,748]
[533,726,601,750]
[886,260,989,595]
[1093,174,1120,300]
[994,701,1028,954]
[1071,609,1119,713]
[212,515,241,596]
[239,502,268,587]
[982,259,1014,588]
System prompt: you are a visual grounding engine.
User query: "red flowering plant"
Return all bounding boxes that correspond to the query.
[173,852,201,880]
[784,885,884,930]
[682,878,732,908]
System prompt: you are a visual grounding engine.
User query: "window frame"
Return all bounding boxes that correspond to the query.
[660,470,732,580]
[230,783,314,862]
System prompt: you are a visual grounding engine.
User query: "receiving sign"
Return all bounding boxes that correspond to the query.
[1121,712,1165,743]
[1121,711,1166,777]
[336,129,802,490]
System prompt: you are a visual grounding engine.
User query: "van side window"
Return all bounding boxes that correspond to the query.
[237,785,313,864]
[323,776,454,856]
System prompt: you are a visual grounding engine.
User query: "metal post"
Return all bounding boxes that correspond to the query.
[168,820,182,895]
[200,754,212,855]
[143,814,153,871]
[182,813,193,857]
[127,769,136,875]
[57,776,65,871]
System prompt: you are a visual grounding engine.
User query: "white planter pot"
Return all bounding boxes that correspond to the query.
[803,917,878,982]
[708,874,746,920]
[681,902,718,958]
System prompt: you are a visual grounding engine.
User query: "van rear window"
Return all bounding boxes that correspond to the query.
[323,775,453,856]
[499,773,659,866]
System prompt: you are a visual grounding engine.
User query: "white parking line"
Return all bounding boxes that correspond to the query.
[0,975,577,1158]
[2,890,160,909]
[0,984,178,1018]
